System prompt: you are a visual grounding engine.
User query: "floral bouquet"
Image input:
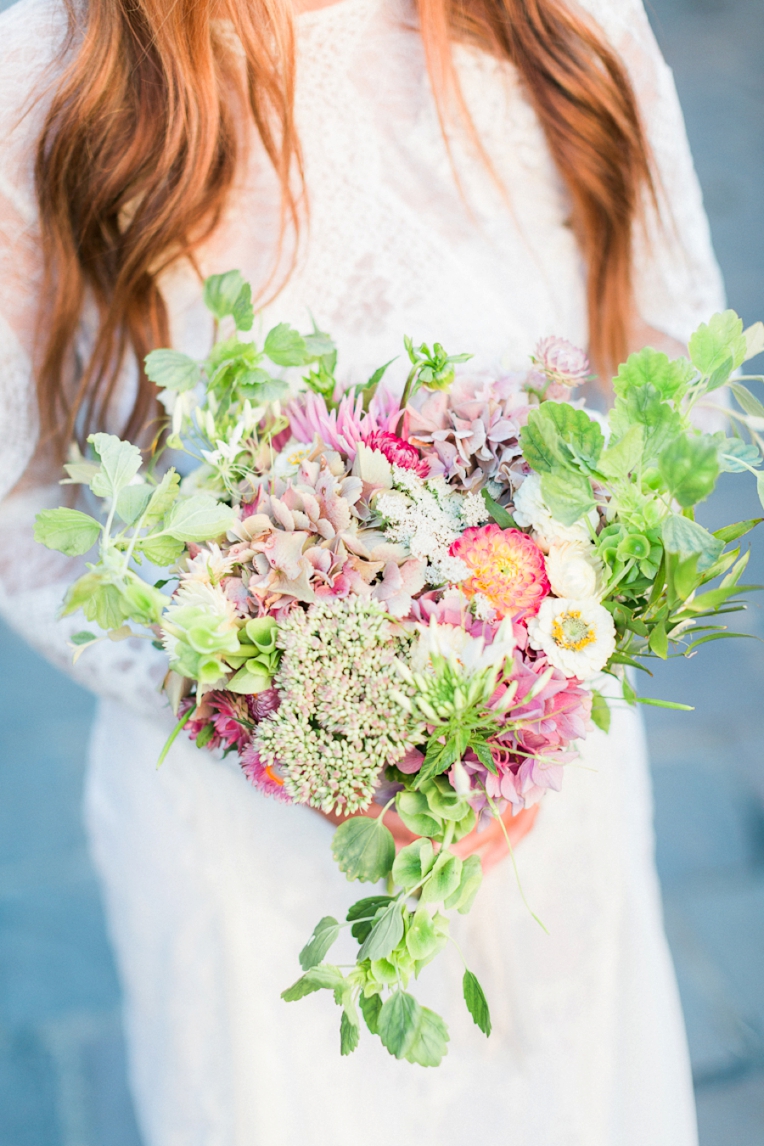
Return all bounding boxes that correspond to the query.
[35,271,764,1065]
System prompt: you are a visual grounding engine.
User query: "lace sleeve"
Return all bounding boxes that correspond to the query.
[0,0,169,719]
[575,0,726,343]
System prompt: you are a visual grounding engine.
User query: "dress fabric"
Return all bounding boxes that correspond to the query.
[0,0,724,1141]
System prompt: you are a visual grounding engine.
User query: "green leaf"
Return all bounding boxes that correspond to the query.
[521,403,604,475]
[444,853,483,914]
[61,460,101,485]
[340,1010,360,1056]
[689,310,747,376]
[658,435,719,508]
[303,332,335,360]
[622,675,637,705]
[281,964,345,1002]
[121,579,166,625]
[346,896,393,942]
[144,349,201,392]
[88,434,143,500]
[331,816,395,883]
[377,991,421,1060]
[299,916,340,971]
[597,424,644,482]
[264,323,308,367]
[590,689,611,733]
[421,778,470,822]
[481,488,516,529]
[712,518,763,544]
[359,991,383,1034]
[519,414,564,473]
[116,484,152,526]
[34,508,101,557]
[729,381,764,420]
[163,495,236,542]
[463,969,492,1036]
[203,270,249,323]
[636,697,694,711]
[758,473,764,513]
[743,321,764,362]
[420,852,463,905]
[357,902,405,962]
[539,471,595,527]
[392,839,435,890]
[717,438,762,473]
[613,348,692,401]
[231,281,254,332]
[71,630,98,645]
[609,386,682,466]
[395,791,441,838]
[472,741,498,774]
[405,906,441,961]
[648,622,669,659]
[144,470,181,525]
[138,533,186,566]
[405,1006,450,1067]
[663,514,723,568]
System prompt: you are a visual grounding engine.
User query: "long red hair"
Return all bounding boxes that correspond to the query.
[34,0,653,451]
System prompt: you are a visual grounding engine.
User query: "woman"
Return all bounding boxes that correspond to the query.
[0,0,722,1140]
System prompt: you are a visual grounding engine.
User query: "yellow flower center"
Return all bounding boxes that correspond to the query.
[551,609,596,652]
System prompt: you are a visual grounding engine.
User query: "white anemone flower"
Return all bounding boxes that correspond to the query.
[545,541,604,600]
[526,597,616,679]
[513,473,597,550]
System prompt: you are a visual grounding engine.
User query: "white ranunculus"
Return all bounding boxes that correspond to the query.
[526,597,616,680]
[513,473,596,550]
[544,541,604,600]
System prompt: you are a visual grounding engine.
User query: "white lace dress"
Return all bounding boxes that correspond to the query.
[0,0,724,1142]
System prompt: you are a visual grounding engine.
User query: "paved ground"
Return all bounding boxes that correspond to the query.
[0,0,762,1142]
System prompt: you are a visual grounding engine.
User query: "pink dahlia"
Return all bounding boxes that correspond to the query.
[450,525,549,618]
[362,430,430,477]
[240,746,292,803]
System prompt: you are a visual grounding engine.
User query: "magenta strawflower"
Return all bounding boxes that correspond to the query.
[449,525,549,618]
[363,430,429,477]
[240,746,292,802]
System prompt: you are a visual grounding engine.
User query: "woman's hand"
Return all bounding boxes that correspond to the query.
[317,799,539,874]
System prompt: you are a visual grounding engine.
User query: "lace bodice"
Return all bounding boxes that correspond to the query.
[0,0,724,711]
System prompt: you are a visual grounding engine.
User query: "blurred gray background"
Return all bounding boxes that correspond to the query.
[0,0,762,1142]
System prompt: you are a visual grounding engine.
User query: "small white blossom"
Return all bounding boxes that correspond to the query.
[526,597,615,679]
[471,592,497,622]
[377,467,468,585]
[460,491,491,528]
